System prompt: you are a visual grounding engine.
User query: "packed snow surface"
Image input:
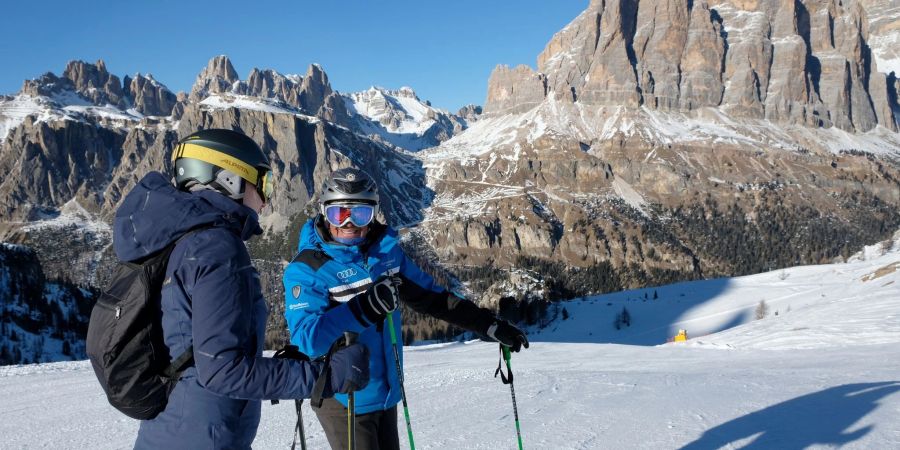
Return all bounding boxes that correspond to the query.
[2,235,900,448]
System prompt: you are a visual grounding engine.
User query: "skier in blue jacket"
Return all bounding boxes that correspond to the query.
[115,129,370,450]
[283,168,529,449]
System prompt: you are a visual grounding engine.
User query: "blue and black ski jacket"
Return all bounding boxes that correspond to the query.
[116,172,321,450]
[283,217,496,414]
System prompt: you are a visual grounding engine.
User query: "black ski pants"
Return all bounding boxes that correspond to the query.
[313,397,400,450]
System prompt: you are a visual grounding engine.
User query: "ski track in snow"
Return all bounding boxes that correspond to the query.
[3,236,900,449]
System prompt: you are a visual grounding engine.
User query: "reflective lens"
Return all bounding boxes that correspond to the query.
[324,204,375,227]
[257,170,274,203]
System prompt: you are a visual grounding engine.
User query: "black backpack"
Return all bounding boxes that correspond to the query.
[86,228,206,420]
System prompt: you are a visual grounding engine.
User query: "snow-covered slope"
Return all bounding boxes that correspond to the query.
[343,86,468,151]
[2,232,899,448]
[863,0,900,75]
[426,97,900,162]
[0,92,143,141]
[530,229,900,347]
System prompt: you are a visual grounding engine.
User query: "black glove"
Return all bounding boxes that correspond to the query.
[349,275,401,325]
[326,342,370,396]
[486,320,529,352]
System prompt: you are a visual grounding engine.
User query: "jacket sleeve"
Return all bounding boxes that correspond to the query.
[283,258,368,358]
[396,251,496,334]
[181,230,322,400]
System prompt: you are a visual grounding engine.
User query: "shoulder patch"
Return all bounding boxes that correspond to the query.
[290,248,332,272]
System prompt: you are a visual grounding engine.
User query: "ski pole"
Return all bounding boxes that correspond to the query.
[499,344,524,450]
[386,310,416,450]
[344,332,358,450]
[271,345,310,450]
[292,400,307,450]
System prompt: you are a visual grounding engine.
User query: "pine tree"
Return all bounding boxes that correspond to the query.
[755,300,769,320]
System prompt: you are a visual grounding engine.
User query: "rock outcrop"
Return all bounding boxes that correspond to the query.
[126,74,177,116]
[239,68,301,104]
[62,60,128,108]
[299,64,333,115]
[484,65,547,115]
[20,60,128,109]
[189,55,240,102]
[499,0,899,131]
[457,104,483,122]
[679,0,726,109]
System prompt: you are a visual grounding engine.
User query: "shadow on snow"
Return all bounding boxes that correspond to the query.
[680,382,900,450]
[529,277,734,345]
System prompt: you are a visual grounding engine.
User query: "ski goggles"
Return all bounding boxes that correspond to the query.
[323,203,376,228]
[257,169,274,204]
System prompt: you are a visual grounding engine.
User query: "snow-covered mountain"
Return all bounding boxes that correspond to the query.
[343,86,470,151]
[2,229,899,448]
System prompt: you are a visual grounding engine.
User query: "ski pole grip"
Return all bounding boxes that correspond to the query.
[502,344,512,362]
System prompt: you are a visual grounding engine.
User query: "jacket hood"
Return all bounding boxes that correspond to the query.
[113,171,261,262]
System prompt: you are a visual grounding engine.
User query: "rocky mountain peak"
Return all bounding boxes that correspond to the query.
[126,73,177,116]
[19,72,75,98]
[189,55,240,102]
[18,59,130,108]
[457,104,483,122]
[62,59,127,108]
[241,68,297,102]
[299,63,333,114]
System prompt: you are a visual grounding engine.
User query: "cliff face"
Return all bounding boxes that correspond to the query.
[422,0,900,304]
[487,0,898,132]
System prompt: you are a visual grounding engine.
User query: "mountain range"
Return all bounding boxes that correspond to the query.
[1,0,898,364]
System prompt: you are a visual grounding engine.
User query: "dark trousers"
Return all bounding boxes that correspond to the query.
[313,397,400,450]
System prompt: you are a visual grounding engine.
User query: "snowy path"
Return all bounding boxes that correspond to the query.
[2,340,899,449]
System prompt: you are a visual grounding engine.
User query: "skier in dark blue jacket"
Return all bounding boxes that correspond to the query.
[115,129,370,450]
[283,168,529,449]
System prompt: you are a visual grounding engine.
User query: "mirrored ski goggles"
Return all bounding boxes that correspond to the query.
[257,169,274,204]
[323,204,376,228]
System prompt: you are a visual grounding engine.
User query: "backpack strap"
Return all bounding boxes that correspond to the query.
[155,225,217,380]
[162,345,194,379]
[290,246,332,272]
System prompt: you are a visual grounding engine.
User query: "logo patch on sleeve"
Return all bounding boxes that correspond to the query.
[292,285,302,299]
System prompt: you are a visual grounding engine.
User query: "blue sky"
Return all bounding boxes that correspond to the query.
[1,1,586,111]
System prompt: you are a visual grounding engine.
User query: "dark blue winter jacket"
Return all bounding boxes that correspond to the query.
[283,217,496,414]
[116,172,321,450]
